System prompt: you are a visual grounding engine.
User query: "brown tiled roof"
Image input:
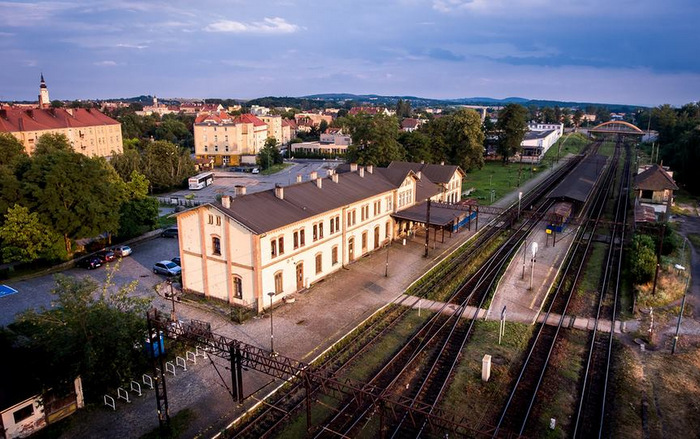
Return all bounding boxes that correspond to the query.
[401,118,419,129]
[0,107,119,133]
[634,164,678,191]
[206,170,398,234]
[387,161,464,184]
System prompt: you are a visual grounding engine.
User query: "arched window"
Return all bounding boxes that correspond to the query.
[212,236,221,255]
[274,271,283,294]
[315,253,323,274]
[232,275,242,299]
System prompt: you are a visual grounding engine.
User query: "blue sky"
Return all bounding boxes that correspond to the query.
[1,0,699,106]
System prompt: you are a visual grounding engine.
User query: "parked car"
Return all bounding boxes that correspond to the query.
[161,228,178,238]
[153,260,181,276]
[78,256,102,270]
[96,249,116,263]
[251,167,260,174]
[171,257,181,266]
[112,245,132,257]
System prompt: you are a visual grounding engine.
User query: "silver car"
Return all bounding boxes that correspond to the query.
[152,260,181,276]
[112,245,132,257]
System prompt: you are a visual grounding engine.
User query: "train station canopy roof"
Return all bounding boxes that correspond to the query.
[547,154,607,203]
[391,201,461,227]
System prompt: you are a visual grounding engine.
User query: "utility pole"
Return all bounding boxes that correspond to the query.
[424,199,431,258]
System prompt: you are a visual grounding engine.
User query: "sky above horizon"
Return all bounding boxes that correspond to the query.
[1,0,699,107]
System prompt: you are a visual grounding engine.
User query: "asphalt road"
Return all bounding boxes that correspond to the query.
[0,235,180,327]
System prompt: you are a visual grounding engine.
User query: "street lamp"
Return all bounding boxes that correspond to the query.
[518,191,522,219]
[268,292,277,357]
[529,242,538,291]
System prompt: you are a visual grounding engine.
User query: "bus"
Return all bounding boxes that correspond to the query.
[188,172,214,190]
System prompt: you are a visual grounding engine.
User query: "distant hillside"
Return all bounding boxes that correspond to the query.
[302,93,644,112]
[95,93,645,113]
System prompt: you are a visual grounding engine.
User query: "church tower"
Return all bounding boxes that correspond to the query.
[38,74,50,109]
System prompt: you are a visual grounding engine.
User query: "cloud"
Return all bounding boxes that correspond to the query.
[94,60,117,66]
[0,1,75,26]
[428,48,465,61]
[432,0,474,13]
[204,17,300,34]
[115,43,148,49]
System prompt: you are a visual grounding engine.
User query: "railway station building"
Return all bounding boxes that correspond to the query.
[175,162,467,312]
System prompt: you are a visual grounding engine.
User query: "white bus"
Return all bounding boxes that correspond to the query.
[188,172,214,190]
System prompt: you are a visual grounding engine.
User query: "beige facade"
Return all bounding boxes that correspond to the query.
[259,115,283,145]
[0,108,123,158]
[193,112,269,166]
[176,167,435,311]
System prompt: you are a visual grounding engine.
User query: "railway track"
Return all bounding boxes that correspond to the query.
[571,143,630,438]
[226,148,590,439]
[492,142,623,437]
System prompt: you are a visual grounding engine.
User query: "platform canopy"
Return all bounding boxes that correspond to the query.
[391,201,462,227]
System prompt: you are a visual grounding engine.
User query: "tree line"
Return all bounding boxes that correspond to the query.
[0,133,181,266]
[639,102,700,194]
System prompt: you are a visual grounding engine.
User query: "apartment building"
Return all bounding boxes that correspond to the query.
[193,112,269,166]
[0,76,122,158]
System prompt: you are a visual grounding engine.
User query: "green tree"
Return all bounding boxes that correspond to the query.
[496,104,529,164]
[34,132,73,154]
[0,134,28,219]
[345,114,404,166]
[419,109,484,171]
[398,131,432,163]
[541,107,556,123]
[110,141,143,182]
[396,99,412,118]
[0,204,63,263]
[629,234,656,283]
[257,137,283,170]
[118,171,159,239]
[17,274,151,398]
[141,140,196,193]
[22,136,126,254]
[50,100,64,108]
[573,109,584,127]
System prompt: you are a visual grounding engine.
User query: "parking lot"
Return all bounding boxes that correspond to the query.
[165,159,341,205]
[0,234,180,327]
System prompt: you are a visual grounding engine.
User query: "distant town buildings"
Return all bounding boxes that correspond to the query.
[0,76,123,158]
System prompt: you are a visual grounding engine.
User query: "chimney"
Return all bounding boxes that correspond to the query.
[420,160,425,164]
[326,169,334,177]
[296,174,302,183]
[235,185,247,196]
[309,171,318,180]
[359,167,365,177]
[221,195,232,208]
[332,173,339,183]
[366,165,373,174]
[441,161,445,165]
[316,177,323,189]
[416,171,422,180]
[275,184,284,200]
[350,163,358,172]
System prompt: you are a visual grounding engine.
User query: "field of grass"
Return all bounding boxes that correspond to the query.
[543,133,589,161]
[261,163,292,175]
[439,320,534,430]
[610,341,700,437]
[463,161,547,205]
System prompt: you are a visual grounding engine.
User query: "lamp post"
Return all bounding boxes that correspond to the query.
[167,279,176,322]
[385,243,390,277]
[529,242,538,291]
[518,191,522,219]
[268,292,277,357]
